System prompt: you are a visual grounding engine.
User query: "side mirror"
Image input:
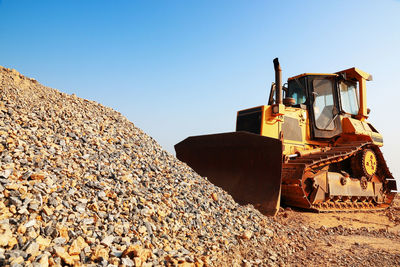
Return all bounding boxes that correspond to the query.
[367,108,371,115]
[268,83,276,105]
[282,84,288,94]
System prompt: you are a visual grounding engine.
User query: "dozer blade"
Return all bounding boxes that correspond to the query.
[175,132,283,216]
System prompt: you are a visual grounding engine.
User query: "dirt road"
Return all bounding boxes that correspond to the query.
[273,196,400,266]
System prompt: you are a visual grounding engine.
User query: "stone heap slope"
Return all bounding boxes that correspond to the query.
[3,66,399,267]
[0,67,293,266]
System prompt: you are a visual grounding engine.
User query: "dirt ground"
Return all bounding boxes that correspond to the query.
[274,195,400,266]
[279,197,400,233]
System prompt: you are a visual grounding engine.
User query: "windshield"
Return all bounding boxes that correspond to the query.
[313,78,335,130]
[339,81,359,115]
[287,79,306,105]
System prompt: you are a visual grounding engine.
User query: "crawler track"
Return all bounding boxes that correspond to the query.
[281,141,397,211]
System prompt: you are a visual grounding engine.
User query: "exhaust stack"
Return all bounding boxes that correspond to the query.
[273,58,282,104]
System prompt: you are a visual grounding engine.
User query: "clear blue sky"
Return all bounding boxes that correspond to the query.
[1,0,400,179]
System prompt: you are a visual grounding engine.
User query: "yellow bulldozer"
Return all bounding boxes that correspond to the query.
[175,58,397,215]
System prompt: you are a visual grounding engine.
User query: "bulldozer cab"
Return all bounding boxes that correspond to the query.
[282,67,372,142]
[284,74,362,140]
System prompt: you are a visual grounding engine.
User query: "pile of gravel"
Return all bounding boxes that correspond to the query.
[0,67,301,266]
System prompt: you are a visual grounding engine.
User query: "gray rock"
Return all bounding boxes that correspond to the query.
[24,220,36,228]
[101,235,114,247]
[144,221,153,235]
[82,218,94,225]
[9,197,22,206]
[110,247,123,257]
[25,242,39,256]
[48,197,58,207]
[29,202,40,212]
[21,171,32,180]
[44,225,56,237]
[75,204,86,213]
[97,191,108,201]
[121,257,134,267]
[0,169,12,179]
[53,237,66,245]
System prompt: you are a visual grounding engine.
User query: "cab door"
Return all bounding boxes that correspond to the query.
[308,76,342,139]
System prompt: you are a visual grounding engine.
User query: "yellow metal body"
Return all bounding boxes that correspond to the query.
[341,117,383,146]
[238,105,384,156]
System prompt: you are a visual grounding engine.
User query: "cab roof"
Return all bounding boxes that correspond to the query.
[287,67,372,82]
[287,73,337,81]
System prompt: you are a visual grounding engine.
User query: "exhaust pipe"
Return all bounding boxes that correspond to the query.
[273,58,282,104]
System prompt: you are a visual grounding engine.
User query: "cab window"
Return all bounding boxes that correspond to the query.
[339,81,359,115]
[287,79,306,105]
[313,78,335,130]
